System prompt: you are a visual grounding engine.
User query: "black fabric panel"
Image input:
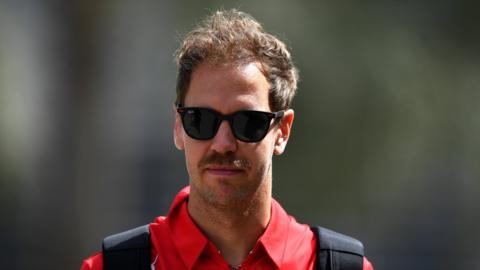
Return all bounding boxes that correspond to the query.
[311,226,364,270]
[102,225,151,270]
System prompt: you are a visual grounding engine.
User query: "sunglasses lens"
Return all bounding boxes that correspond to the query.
[181,108,219,140]
[232,111,270,142]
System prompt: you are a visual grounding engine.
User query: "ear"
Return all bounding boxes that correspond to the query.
[173,105,185,150]
[273,109,294,155]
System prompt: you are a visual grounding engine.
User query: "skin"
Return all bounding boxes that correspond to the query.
[174,61,294,267]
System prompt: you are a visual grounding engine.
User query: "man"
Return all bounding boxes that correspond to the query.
[81,9,373,270]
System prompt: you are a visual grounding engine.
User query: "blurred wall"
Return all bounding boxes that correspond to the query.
[0,1,479,269]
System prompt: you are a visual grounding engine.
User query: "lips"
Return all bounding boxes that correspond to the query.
[205,166,243,176]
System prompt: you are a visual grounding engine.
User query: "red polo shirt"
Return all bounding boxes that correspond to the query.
[81,187,374,269]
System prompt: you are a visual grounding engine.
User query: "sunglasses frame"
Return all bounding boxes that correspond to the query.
[176,104,285,142]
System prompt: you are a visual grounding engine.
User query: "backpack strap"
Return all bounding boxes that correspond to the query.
[102,224,151,270]
[311,226,364,270]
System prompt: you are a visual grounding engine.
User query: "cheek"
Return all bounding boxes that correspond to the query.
[183,140,206,173]
[246,139,275,166]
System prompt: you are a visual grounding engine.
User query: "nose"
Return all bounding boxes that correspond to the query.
[210,120,237,154]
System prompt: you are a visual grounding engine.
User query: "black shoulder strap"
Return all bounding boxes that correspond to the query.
[311,226,364,270]
[102,224,151,270]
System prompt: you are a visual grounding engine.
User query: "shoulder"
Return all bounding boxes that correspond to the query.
[363,257,374,270]
[80,220,166,270]
[80,252,102,270]
[311,226,374,270]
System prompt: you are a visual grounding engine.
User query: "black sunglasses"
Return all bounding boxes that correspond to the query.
[177,105,284,143]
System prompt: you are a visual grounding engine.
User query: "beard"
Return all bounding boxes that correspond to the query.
[190,151,270,209]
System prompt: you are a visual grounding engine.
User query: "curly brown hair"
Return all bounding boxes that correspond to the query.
[174,9,298,111]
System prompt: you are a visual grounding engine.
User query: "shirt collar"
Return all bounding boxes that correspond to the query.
[163,186,293,269]
[166,186,209,270]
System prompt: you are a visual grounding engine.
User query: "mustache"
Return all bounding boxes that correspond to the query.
[198,152,251,170]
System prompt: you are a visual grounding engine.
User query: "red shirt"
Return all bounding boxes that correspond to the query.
[81,186,374,270]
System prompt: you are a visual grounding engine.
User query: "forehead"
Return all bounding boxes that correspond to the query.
[184,62,271,112]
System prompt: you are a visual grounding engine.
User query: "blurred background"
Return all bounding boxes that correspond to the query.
[1,0,479,269]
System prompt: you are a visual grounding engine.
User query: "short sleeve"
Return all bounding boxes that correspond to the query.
[80,252,102,270]
[363,256,374,270]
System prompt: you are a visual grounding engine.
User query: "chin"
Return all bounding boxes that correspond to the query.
[201,181,252,208]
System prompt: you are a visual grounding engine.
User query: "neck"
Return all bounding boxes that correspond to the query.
[188,180,271,267]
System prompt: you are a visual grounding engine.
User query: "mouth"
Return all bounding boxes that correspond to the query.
[205,166,244,176]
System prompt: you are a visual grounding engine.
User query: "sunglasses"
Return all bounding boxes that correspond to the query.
[177,105,284,143]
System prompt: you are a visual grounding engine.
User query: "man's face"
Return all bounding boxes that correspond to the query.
[174,62,293,207]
